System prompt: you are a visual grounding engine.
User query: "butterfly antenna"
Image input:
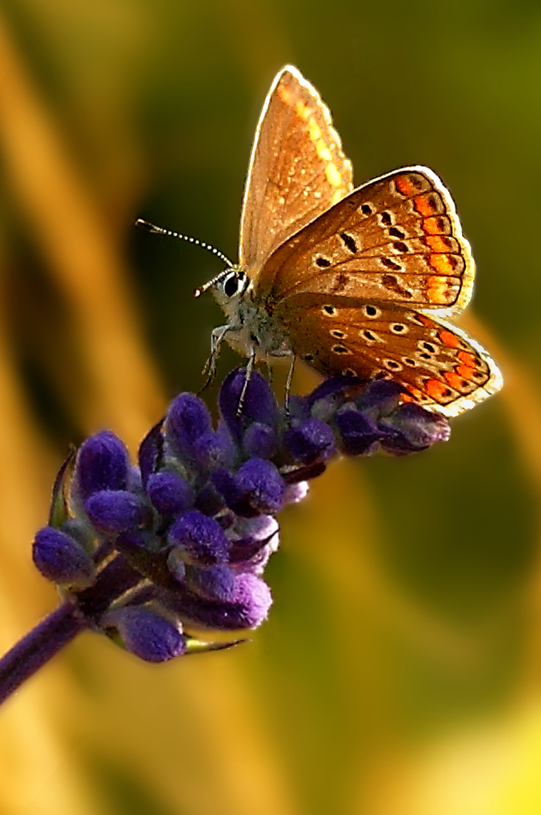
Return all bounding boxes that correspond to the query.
[135,219,236,292]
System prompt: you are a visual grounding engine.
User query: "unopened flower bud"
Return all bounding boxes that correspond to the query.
[85,490,152,534]
[167,510,230,566]
[33,526,96,588]
[74,431,130,501]
[102,606,186,662]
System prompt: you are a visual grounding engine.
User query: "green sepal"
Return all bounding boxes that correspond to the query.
[184,636,248,655]
[48,448,76,528]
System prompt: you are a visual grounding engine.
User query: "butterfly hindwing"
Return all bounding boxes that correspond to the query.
[257,167,475,317]
[239,66,353,276]
[274,293,502,417]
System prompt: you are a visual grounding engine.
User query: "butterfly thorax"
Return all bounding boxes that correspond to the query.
[212,272,292,362]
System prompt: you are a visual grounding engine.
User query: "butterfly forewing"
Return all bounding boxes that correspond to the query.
[256,167,475,316]
[274,293,502,417]
[239,66,353,276]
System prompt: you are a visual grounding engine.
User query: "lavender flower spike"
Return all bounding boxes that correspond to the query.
[0,367,450,703]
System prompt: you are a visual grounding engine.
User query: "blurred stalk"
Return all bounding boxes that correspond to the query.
[0,232,55,616]
[0,231,98,815]
[461,313,541,687]
[0,10,164,450]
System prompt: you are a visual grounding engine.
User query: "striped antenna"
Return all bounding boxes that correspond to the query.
[193,269,234,298]
[135,219,235,268]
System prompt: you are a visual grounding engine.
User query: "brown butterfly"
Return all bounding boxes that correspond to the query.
[144,66,503,417]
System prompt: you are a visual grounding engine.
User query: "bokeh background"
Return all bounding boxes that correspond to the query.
[0,1,540,813]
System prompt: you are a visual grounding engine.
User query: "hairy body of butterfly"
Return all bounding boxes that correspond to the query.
[206,65,502,418]
[211,270,292,362]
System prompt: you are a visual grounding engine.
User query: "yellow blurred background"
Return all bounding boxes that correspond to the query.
[0,1,540,813]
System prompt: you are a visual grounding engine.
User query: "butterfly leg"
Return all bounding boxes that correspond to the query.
[237,348,256,416]
[201,324,230,391]
[284,354,296,418]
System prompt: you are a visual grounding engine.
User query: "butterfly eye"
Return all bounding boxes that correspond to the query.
[221,271,249,298]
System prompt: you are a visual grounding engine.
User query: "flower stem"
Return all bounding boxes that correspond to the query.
[0,556,147,706]
[0,602,87,705]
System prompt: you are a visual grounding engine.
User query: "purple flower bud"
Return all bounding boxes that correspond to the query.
[355,379,404,415]
[185,564,237,602]
[210,468,242,508]
[165,394,212,458]
[306,375,362,416]
[283,418,336,464]
[103,606,186,662]
[168,572,272,630]
[192,429,236,470]
[219,368,278,439]
[230,573,273,628]
[234,458,285,515]
[147,471,193,516]
[138,420,164,487]
[243,422,277,459]
[168,509,230,566]
[74,431,130,501]
[33,526,96,588]
[335,408,380,456]
[85,490,152,534]
[379,403,451,454]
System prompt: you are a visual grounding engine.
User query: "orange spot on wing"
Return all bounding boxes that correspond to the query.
[426,379,454,400]
[444,371,465,389]
[439,329,462,348]
[325,162,342,187]
[295,100,310,120]
[425,235,450,253]
[395,175,415,196]
[456,365,479,381]
[458,351,478,367]
[414,194,437,217]
[429,254,455,274]
[423,217,444,235]
[278,85,294,105]
[426,275,449,304]
[405,385,425,402]
[414,313,434,327]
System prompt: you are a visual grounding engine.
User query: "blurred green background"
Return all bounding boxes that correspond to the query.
[0,1,540,813]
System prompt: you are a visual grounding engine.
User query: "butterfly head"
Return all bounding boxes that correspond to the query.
[212,267,250,308]
[194,265,251,310]
[195,264,262,373]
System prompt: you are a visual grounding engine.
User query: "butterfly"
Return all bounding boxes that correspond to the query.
[144,66,503,417]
